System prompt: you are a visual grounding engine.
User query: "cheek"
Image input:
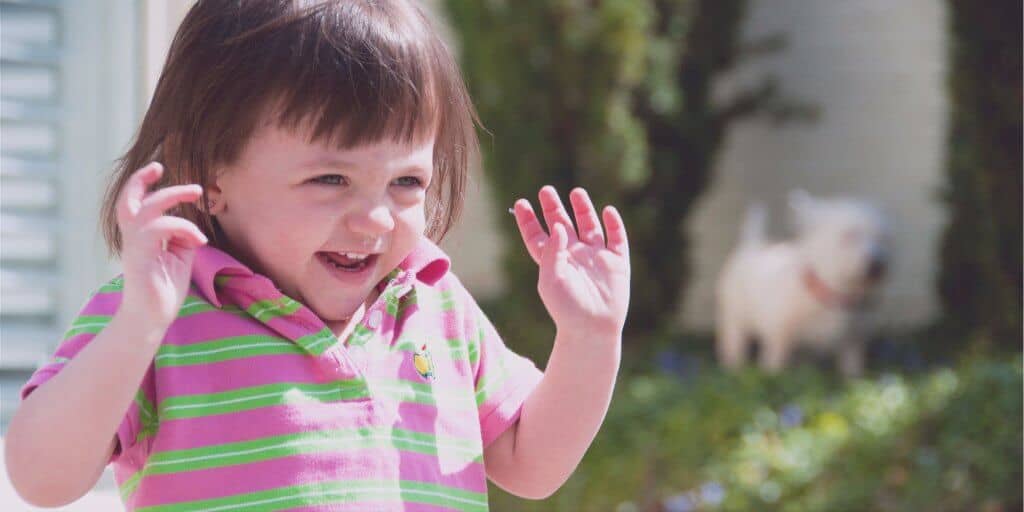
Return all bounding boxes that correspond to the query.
[396,202,428,234]
[250,200,336,252]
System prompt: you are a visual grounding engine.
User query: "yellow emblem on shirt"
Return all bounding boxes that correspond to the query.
[413,343,435,381]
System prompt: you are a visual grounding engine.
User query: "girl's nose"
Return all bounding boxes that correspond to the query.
[347,201,395,235]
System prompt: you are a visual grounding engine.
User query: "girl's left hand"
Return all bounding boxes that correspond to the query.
[513,186,630,339]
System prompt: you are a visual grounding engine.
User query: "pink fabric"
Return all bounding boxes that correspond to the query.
[20,238,542,511]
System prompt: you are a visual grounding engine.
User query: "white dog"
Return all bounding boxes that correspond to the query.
[715,191,889,376]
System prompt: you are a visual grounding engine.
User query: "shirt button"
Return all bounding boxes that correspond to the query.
[367,310,383,329]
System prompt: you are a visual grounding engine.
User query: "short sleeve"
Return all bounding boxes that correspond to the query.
[459,286,544,448]
[19,276,158,465]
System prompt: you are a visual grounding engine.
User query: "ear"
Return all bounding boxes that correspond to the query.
[205,172,227,215]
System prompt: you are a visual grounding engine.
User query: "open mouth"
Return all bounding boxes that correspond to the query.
[317,251,379,272]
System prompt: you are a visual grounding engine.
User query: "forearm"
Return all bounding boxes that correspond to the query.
[498,331,621,497]
[4,312,166,506]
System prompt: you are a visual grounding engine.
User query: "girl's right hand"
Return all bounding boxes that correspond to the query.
[116,162,208,328]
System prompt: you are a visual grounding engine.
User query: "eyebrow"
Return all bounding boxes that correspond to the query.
[298,157,430,175]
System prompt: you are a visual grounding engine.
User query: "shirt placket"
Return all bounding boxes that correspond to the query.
[218,274,366,386]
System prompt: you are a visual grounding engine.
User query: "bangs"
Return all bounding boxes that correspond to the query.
[102,0,480,255]
[228,1,442,148]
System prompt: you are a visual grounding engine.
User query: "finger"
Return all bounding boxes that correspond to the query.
[137,184,203,224]
[541,222,568,270]
[513,198,546,264]
[117,162,165,226]
[136,216,208,250]
[538,186,577,242]
[569,187,605,246]
[602,205,629,257]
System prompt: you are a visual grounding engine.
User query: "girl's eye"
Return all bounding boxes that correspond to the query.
[393,176,424,187]
[311,175,345,185]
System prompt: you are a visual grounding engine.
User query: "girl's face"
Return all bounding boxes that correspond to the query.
[208,122,433,331]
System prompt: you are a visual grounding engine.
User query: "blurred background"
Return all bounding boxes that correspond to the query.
[0,0,1020,510]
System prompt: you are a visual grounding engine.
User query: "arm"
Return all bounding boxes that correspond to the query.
[484,330,620,499]
[485,186,630,499]
[4,313,166,506]
[4,162,207,507]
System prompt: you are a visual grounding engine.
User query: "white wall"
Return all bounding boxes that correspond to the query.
[681,0,948,331]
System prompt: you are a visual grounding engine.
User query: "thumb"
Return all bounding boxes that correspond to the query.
[541,222,568,269]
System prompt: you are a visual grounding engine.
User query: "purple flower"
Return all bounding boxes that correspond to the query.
[663,494,695,512]
[700,481,725,506]
[780,403,804,428]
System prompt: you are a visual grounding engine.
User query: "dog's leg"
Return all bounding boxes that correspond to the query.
[837,339,865,377]
[716,319,747,370]
[759,332,792,374]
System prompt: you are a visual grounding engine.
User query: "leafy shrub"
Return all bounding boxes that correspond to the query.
[488,356,1022,511]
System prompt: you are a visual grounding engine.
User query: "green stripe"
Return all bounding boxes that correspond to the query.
[97,277,124,293]
[144,427,481,475]
[135,479,488,512]
[475,364,511,407]
[346,323,375,347]
[177,296,245,318]
[63,298,244,342]
[154,334,304,368]
[63,315,111,339]
[396,291,418,317]
[468,332,480,366]
[136,390,156,423]
[135,389,159,443]
[294,326,336,355]
[383,290,401,316]
[156,378,474,421]
[119,471,141,503]
[159,381,369,420]
[246,296,303,322]
[440,289,456,311]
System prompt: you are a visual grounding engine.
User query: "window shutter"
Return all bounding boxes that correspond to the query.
[1,0,65,371]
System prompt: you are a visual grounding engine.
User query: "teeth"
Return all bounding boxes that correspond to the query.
[342,252,369,260]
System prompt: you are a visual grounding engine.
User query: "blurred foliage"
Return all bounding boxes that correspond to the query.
[488,355,1023,512]
[443,0,811,364]
[937,1,1022,350]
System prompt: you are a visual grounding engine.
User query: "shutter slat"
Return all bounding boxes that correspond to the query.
[0,177,57,210]
[1,156,58,177]
[0,64,58,101]
[1,100,61,122]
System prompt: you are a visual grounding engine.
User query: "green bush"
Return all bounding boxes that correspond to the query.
[488,356,1022,511]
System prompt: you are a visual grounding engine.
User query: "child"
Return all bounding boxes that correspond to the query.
[4,1,630,510]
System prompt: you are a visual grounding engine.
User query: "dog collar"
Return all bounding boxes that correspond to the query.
[802,267,857,309]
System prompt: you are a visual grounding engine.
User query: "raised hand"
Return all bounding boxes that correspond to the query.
[116,162,208,327]
[512,186,630,339]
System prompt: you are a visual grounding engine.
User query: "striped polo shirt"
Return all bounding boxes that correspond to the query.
[21,238,544,511]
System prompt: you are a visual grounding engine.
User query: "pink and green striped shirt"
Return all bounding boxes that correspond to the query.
[21,238,543,511]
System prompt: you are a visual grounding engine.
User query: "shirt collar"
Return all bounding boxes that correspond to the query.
[192,245,255,308]
[397,237,451,286]
[192,237,451,308]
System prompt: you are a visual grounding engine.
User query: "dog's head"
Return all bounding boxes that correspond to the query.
[789,190,889,300]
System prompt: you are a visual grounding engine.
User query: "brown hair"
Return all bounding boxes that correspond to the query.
[101,0,480,255]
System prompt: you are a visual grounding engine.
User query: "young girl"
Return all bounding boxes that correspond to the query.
[4,1,630,510]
